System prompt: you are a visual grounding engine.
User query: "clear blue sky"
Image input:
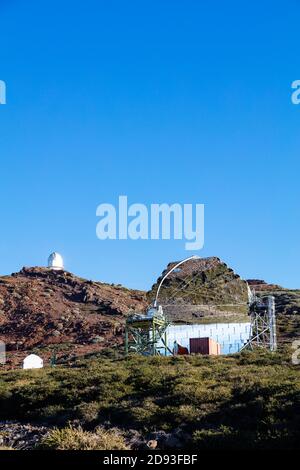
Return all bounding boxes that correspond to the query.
[0,0,299,290]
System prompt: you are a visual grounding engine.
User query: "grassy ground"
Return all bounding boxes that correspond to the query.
[1,348,300,449]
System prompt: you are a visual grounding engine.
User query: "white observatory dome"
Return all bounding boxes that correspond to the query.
[23,354,43,370]
[48,252,64,270]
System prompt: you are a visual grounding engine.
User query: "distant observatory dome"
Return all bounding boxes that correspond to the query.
[48,252,64,270]
[23,354,43,370]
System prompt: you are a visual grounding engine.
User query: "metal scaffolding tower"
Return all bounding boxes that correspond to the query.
[125,307,169,356]
[125,256,199,357]
[241,295,277,351]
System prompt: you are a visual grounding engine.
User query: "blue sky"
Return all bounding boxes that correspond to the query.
[0,0,300,290]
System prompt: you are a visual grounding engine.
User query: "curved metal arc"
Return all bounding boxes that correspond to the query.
[154,255,200,307]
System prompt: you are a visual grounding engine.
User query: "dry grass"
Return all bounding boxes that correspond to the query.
[41,425,129,450]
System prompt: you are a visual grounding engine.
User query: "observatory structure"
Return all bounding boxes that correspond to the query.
[241,295,277,351]
[125,306,169,356]
[23,354,43,370]
[125,256,199,356]
[48,252,64,271]
[125,256,277,357]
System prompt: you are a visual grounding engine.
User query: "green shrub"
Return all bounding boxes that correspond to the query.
[40,425,129,450]
[76,401,100,424]
[1,352,300,448]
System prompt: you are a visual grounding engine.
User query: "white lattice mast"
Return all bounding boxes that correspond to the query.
[241,295,277,352]
[268,296,277,351]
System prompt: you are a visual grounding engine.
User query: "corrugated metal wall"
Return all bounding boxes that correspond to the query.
[161,322,250,355]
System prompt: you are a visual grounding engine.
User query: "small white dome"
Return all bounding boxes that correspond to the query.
[23,354,43,369]
[48,252,64,270]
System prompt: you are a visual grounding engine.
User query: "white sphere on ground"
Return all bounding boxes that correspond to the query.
[48,252,64,270]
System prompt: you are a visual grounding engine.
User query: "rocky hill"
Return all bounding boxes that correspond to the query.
[246,279,300,315]
[0,267,147,366]
[0,259,299,367]
[148,257,249,322]
[246,279,300,343]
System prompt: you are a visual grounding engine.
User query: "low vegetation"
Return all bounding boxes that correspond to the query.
[0,348,300,449]
[40,425,128,450]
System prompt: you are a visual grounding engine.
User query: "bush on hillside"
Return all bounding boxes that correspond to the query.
[40,425,129,450]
